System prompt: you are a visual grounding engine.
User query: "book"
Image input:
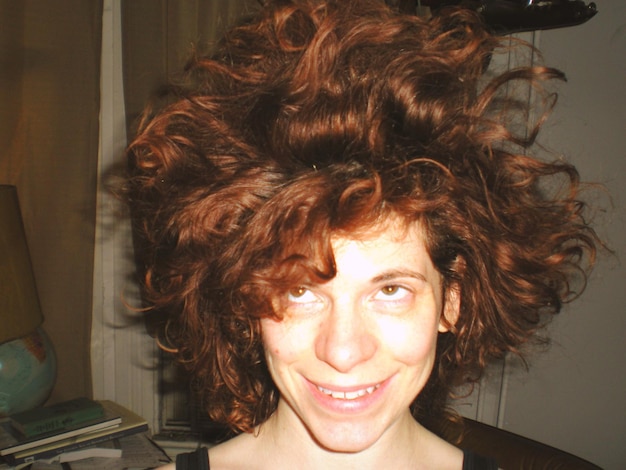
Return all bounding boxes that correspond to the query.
[9,397,104,438]
[36,439,123,464]
[14,433,171,470]
[4,400,149,466]
[0,404,121,457]
[51,442,122,463]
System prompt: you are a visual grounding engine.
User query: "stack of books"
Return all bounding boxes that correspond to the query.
[0,398,150,467]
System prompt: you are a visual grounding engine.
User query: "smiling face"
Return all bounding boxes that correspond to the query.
[260,219,459,453]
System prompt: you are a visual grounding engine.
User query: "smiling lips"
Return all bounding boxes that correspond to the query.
[316,384,381,400]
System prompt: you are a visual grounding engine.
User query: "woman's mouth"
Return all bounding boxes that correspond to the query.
[305,377,393,414]
[315,384,381,400]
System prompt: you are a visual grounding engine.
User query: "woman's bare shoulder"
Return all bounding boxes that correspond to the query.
[208,432,263,469]
[153,434,257,470]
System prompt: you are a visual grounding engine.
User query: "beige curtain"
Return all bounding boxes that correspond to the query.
[122,0,258,139]
[0,1,103,402]
[102,0,260,431]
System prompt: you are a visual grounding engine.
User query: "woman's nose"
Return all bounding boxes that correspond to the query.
[314,302,377,373]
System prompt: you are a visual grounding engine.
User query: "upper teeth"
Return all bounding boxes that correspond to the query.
[317,384,380,400]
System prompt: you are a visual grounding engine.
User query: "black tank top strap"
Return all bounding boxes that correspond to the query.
[175,447,210,470]
[463,449,499,470]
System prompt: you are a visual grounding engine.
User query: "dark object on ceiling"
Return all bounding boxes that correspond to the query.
[406,0,598,34]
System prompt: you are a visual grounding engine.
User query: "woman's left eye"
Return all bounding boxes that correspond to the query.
[373,285,410,301]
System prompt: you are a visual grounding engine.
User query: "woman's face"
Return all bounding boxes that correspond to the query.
[261,220,458,453]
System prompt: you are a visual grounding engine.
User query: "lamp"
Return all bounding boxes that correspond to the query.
[0,184,56,416]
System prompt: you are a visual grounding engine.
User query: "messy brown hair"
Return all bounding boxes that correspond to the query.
[125,0,598,434]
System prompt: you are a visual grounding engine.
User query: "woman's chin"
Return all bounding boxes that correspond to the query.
[308,421,384,454]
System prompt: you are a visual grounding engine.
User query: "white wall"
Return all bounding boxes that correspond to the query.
[500,2,626,469]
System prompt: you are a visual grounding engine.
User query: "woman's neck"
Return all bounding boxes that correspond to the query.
[240,401,460,470]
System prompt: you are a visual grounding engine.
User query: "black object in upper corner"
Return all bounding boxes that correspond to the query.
[419,0,598,34]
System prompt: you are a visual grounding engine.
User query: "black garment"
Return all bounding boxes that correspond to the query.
[175,447,209,469]
[175,447,498,469]
[463,449,499,470]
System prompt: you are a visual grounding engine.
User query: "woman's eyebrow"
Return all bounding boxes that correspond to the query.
[371,269,427,284]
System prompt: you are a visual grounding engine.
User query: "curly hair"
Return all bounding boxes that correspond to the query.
[125,0,598,435]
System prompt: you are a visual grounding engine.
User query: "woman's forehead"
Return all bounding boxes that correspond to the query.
[330,213,425,244]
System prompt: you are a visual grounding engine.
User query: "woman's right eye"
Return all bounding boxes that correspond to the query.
[287,286,318,304]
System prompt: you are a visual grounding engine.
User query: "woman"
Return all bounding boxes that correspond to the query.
[125,0,598,468]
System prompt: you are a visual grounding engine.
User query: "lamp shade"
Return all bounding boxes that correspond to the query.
[0,185,43,344]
